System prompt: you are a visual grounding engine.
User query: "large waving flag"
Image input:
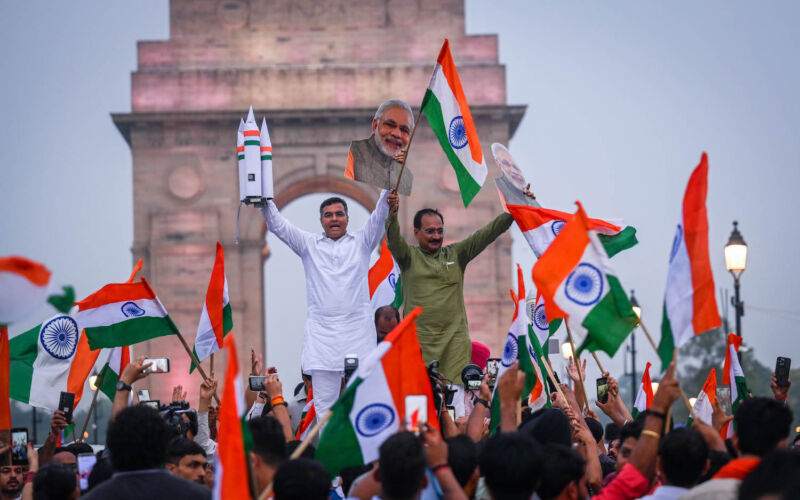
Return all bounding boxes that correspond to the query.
[316,308,436,477]
[368,238,403,310]
[421,39,487,206]
[213,334,253,500]
[631,362,654,418]
[532,202,638,357]
[689,367,717,426]
[193,243,233,372]
[508,204,638,259]
[658,153,721,370]
[721,333,749,439]
[75,279,178,350]
[0,256,52,325]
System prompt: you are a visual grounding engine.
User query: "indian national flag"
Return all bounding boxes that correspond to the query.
[9,314,97,410]
[489,265,544,434]
[658,153,721,370]
[689,367,717,426]
[369,238,403,310]
[526,324,551,412]
[295,387,316,441]
[532,202,638,358]
[530,292,562,352]
[507,204,638,258]
[721,333,749,439]
[316,308,437,477]
[213,334,253,500]
[97,346,131,401]
[631,362,654,418]
[421,39,487,206]
[75,278,179,350]
[192,242,233,372]
[0,256,52,325]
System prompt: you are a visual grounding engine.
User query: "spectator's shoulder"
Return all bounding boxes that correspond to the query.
[680,477,740,500]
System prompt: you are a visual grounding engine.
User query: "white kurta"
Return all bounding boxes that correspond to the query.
[261,190,389,372]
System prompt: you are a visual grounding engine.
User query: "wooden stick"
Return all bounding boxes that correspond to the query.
[591,351,605,374]
[175,331,220,405]
[541,358,568,406]
[210,353,214,376]
[79,372,104,441]
[393,107,424,192]
[290,410,333,459]
[565,325,590,410]
[638,320,660,354]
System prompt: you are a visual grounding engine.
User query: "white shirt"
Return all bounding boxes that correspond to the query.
[638,485,688,500]
[261,190,389,372]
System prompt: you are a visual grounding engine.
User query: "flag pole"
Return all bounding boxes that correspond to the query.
[637,320,660,354]
[541,360,571,421]
[393,107,423,192]
[79,371,104,441]
[641,322,696,418]
[565,325,590,411]
[175,331,220,405]
[590,352,605,374]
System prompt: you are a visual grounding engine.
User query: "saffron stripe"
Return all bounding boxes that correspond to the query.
[243,130,259,136]
[260,147,272,152]
[0,257,51,286]
[75,282,154,310]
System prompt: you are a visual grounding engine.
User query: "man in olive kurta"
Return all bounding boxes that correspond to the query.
[385,204,513,384]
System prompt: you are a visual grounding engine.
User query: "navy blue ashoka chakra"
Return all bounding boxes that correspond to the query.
[355,403,395,437]
[564,263,604,306]
[501,333,518,367]
[533,304,549,331]
[551,220,566,237]
[448,116,468,149]
[40,315,79,360]
[121,301,146,318]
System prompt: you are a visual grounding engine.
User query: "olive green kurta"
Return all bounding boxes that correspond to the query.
[385,212,513,381]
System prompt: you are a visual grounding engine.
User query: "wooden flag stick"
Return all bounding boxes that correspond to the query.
[541,359,568,408]
[591,351,606,374]
[565,325,590,411]
[638,320,660,354]
[175,331,220,405]
[79,372,104,441]
[393,107,424,192]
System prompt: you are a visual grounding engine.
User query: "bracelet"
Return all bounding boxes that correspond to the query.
[431,464,450,473]
[270,396,286,406]
[23,471,36,484]
[473,397,489,408]
[641,429,660,439]
[645,409,666,420]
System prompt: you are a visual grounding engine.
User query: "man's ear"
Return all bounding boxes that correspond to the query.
[702,458,710,476]
[732,434,740,456]
[165,462,176,473]
[372,118,378,134]
[565,481,578,500]
[372,465,381,483]
[249,451,261,468]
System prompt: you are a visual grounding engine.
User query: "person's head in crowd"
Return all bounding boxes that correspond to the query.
[615,416,644,472]
[521,408,572,447]
[537,444,587,500]
[249,415,287,491]
[584,417,603,445]
[656,427,709,489]
[471,342,490,371]
[204,462,215,490]
[372,99,414,158]
[479,431,542,500]
[445,435,479,498]
[65,442,93,457]
[106,405,172,472]
[0,464,25,499]
[375,432,427,500]
[33,462,79,500]
[733,397,793,457]
[273,458,330,500]
[413,209,444,253]
[51,447,77,468]
[166,437,208,484]
[286,440,315,459]
[375,306,400,343]
[604,423,620,459]
[340,464,373,498]
[739,449,800,500]
[87,457,113,492]
[319,197,349,241]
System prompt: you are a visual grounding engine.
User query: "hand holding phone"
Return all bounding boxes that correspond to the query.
[59,392,76,424]
[143,357,170,374]
[248,376,266,392]
[775,357,792,387]
[596,377,609,404]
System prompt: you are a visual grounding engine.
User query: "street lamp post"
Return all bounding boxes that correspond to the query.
[724,221,748,338]
[628,290,642,407]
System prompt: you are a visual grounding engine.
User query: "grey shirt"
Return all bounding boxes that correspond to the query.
[348,135,413,195]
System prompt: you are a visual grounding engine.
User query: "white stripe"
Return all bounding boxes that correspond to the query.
[106,346,123,375]
[0,271,50,324]
[523,223,559,258]
[195,303,220,361]
[29,314,78,409]
[349,362,398,464]
[633,382,647,413]
[234,373,246,418]
[369,265,400,310]
[75,297,166,329]
[428,64,487,185]
[212,459,223,500]
[222,276,230,308]
[692,390,714,425]
[664,224,695,347]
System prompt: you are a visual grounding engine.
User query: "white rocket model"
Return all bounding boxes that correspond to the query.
[237,106,274,205]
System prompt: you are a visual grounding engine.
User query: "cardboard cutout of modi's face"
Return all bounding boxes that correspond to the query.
[491,143,539,208]
[344,103,414,195]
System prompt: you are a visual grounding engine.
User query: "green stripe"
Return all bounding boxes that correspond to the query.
[260,154,272,161]
[97,366,119,401]
[390,275,404,309]
[238,154,244,160]
[731,375,750,433]
[658,301,675,372]
[598,226,638,258]
[244,140,260,146]
[526,328,551,409]
[241,415,253,457]
[84,315,178,350]
[9,323,41,404]
[421,90,482,206]
[223,303,233,334]
[47,286,75,314]
[316,378,365,478]
[577,275,638,357]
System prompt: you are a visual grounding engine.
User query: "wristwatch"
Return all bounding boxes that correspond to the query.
[116,380,133,392]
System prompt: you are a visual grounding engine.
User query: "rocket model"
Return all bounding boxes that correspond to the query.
[237,106,274,205]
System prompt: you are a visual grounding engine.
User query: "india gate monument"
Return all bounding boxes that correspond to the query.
[112,0,525,402]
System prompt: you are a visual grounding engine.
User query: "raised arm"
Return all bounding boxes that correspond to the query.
[357,189,391,250]
[260,200,311,256]
[453,213,513,267]
[385,210,412,270]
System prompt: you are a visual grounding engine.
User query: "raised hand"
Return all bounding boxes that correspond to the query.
[250,348,263,376]
[393,148,408,164]
[121,356,152,385]
[199,374,218,412]
[263,372,283,399]
[522,183,536,200]
[387,189,399,215]
[771,372,791,401]
[172,385,187,403]
[567,356,587,383]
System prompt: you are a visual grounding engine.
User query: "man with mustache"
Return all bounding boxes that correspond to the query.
[345,99,414,195]
[0,464,24,500]
[261,186,398,425]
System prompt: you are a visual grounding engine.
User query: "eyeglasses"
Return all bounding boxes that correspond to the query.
[422,228,444,235]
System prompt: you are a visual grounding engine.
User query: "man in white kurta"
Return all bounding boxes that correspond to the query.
[261,190,392,421]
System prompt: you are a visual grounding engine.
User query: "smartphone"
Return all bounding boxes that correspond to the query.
[10,428,28,465]
[77,452,97,490]
[140,400,160,410]
[717,385,732,415]
[59,391,76,424]
[344,354,359,383]
[249,376,266,392]
[486,358,500,388]
[143,357,170,374]
[137,389,151,401]
[446,406,456,421]
[405,394,428,432]
[596,377,609,404]
[776,357,792,387]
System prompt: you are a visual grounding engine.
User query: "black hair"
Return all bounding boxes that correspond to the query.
[658,427,709,488]
[536,444,585,500]
[584,417,603,444]
[65,442,93,457]
[413,208,443,229]
[605,422,620,444]
[698,449,731,483]
[249,415,287,465]
[286,440,315,459]
[340,464,374,497]
[273,458,330,500]
[166,437,206,464]
[319,197,348,216]
[739,449,800,500]
[735,397,793,456]
[445,435,478,487]
[479,431,542,500]
[619,416,644,444]
[378,432,427,500]
[33,462,77,500]
[521,408,572,447]
[374,305,401,327]
[106,405,172,471]
[87,457,114,492]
